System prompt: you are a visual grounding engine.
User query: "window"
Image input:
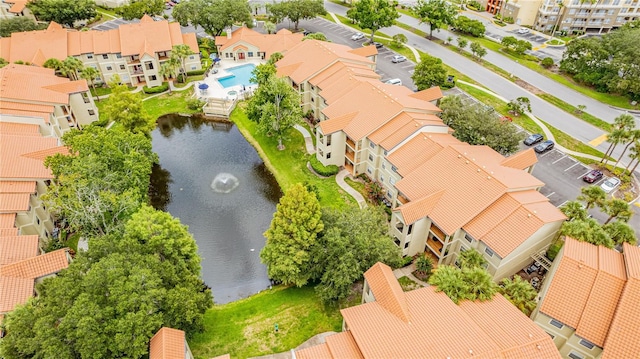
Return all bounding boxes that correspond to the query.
[549,319,564,329]
[225,53,230,58]
[367,167,373,174]
[382,162,386,170]
[465,234,473,243]
[404,241,410,249]
[102,54,109,59]
[380,175,385,183]
[88,109,95,116]
[369,154,374,162]
[106,66,112,71]
[485,247,494,257]
[389,177,396,185]
[248,52,253,57]
[191,66,196,70]
[36,217,40,225]
[369,142,375,149]
[546,332,555,339]
[87,54,93,59]
[391,165,398,173]
[119,64,125,70]
[568,352,585,359]
[116,53,122,58]
[460,246,468,252]
[407,224,413,235]
[579,339,595,350]
[149,75,157,81]
[383,150,388,156]
[189,55,195,59]
[326,152,331,159]
[326,135,331,146]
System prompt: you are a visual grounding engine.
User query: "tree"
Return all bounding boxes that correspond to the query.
[577,185,606,210]
[0,16,41,37]
[43,126,156,237]
[469,41,487,60]
[173,0,252,37]
[80,66,100,101]
[541,57,554,68]
[412,53,447,90]
[561,218,614,248]
[458,249,487,270]
[28,0,96,28]
[603,221,637,246]
[602,129,627,167]
[560,200,589,221]
[439,95,522,155]
[428,265,469,304]
[415,255,433,274]
[313,206,402,302]
[102,82,155,135]
[170,44,195,83]
[454,16,485,37]
[159,58,180,93]
[626,139,640,172]
[43,57,64,76]
[500,275,537,316]
[0,206,212,358]
[250,62,277,86]
[602,198,633,224]
[392,33,408,48]
[507,96,531,115]
[346,0,399,44]
[457,37,468,50]
[412,0,458,39]
[576,104,587,114]
[260,183,324,286]
[246,76,303,150]
[58,56,84,81]
[268,52,284,64]
[117,0,164,20]
[614,129,640,168]
[303,32,328,41]
[0,58,7,68]
[462,266,498,301]
[264,21,276,34]
[266,0,326,31]
[501,36,532,54]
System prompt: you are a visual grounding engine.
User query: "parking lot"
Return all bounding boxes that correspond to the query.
[92,18,138,31]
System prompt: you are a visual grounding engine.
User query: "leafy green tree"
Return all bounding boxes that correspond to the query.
[60,56,84,81]
[561,218,614,248]
[458,248,487,270]
[560,200,589,221]
[117,0,164,20]
[0,16,41,37]
[303,32,328,41]
[264,21,276,34]
[28,0,96,27]
[159,58,180,93]
[313,206,402,302]
[457,37,468,50]
[43,57,63,73]
[499,275,537,316]
[541,57,554,68]
[250,62,277,86]
[260,183,324,286]
[412,53,447,90]
[346,0,399,44]
[80,66,100,101]
[102,82,155,135]
[415,255,433,274]
[469,41,487,60]
[266,0,326,31]
[170,44,195,82]
[43,126,156,237]
[602,198,633,224]
[439,95,522,155]
[268,52,284,64]
[246,76,303,150]
[507,96,531,115]
[577,185,606,210]
[501,36,532,54]
[454,16,485,37]
[462,267,498,301]
[173,0,252,36]
[603,221,637,246]
[412,0,458,39]
[392,33,408,48]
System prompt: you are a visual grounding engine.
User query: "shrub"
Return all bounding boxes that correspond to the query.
[541,57,554,68]
[309,156,340,176]
[546,240,563,261]
[415,255,433,274]
[503,16,514,24]
[455,16,485,37]
[186,98,206,111]
[186,69,206,76]
[467,1,483,11]
[400,256,414,268]
[142,82,169,94]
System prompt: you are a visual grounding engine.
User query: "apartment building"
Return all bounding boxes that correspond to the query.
[486,0,544,26]
[0,0,35,20]
[534,0,640,34]
[275,40,566,282]
[0,16,201,87]
[531,238,640,359]
[296,262,561,358]
[214,26,304,62]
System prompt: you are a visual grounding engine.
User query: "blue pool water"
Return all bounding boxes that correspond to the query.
[218,64,256,88]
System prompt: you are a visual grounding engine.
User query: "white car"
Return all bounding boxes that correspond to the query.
[517,28,530,34]
[600,177,621,193]
[391,55,407,63]
[385,78,402,85]
[351,32,365,41]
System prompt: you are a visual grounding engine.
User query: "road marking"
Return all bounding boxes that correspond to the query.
[552,155,567,164]
[539,151,556,158]
[577,170,592,179]
[564,162,580,171]
[545,192,555,198]
[557,200,568,208]
[589,133,608,146]
[634,202,640,208]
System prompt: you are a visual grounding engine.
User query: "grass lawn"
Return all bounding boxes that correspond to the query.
[231,105,352,209]
[538,94,612,132]
[188,285,343,359]
[344,177,370,204]
[397,276,421,292]
[142,91,200,119]
[66,232,81,252]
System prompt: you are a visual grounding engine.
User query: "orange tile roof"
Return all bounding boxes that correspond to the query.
[0,64,86,105]
[363,262,410,323]
[0,102,53,123]
[0,127,60,180]
[409,86,443,102]
[149,327,187,359]
[337,263,559,359]
[0,181,36,194]
[318,112,358,135]
[397,190,445,225]
[501,148,538,170]
[0,193,31,212]
[5,23,68,65]
[386,133,463,174]
[325,331,364,358]
[215,26,303,59]
[43,80,89,94]
[0,213,16,228]
[347,45,378,58]
[368,112,447,151]
[0,228,18,236]
[0,276,34,313]
[0,235,39,266]
[6,0,28,13]
[308,62,379,92]
[0,248,70,279]
[296,343,333,359]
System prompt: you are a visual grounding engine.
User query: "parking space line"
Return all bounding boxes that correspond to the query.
[539,150,557,158]
[576,170,592,179]
[557,200,568,208]
[564,162,580,171]
[594,177,608,186]
[552,155,567,164]
[545,192,555,198]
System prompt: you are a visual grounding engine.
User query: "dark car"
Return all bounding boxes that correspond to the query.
[374,42,383,49]
[303,30,312,36]
[534,140,555,153]
[582,169,604,183]
[523,133,544,146]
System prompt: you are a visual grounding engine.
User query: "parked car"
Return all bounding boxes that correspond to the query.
[582,170,604,183]
[601,177,621,193]
[523,133,544,146]
[373,42,383,49]
[517,27,530,34]
[534,140,554,153]
[385,78,402,85]
[391,55,407,63]
[303,30,312,36]
[351,32,364,40]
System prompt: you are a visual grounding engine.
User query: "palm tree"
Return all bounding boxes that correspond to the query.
[602,128,626,167]
[264,21,276,34]
[159,60,178,94]
[560,218,613,248]
[614,129,640,168]
[43,58,64,75]
[429,265,469,304]
[626,140,640,173]
[602,113,636,164]
[62,56,84,81]
[170,44,195,83]
[499,275,537,316]
[80,67,100,101]
[577,185,606,210]
[462,267,498,302]
[458,248,487,270]
[603,221,637,246]
[560,200,589,221]
[602,198,633,224]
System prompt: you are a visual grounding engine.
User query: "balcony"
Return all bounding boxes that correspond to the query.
[426,237,444,257]
[346,137,356,150]
[345,150,355,162]
[397,193,409,205]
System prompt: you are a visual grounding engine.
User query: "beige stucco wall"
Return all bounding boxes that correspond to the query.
[69,92,99,127]
[505,0,543,26]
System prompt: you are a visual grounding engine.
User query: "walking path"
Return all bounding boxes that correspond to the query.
[392,262,429,287]
[249,332,338,359]
[294,125,315,154]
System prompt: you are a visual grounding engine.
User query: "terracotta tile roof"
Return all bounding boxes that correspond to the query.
[0,129,59,180]
[0,228,18,236]
[149,327,187,359]
[386,133,462,174]
[363,262,410,323]
[20,146,69,161]
[0,214,16,228]
[295,343,333,359]
[464,191,566,257]
[0,235,39,266]
[0,64,83,105]
[7,0,28,13]
[409,86,443,102]
[5,24,69,65]
[368,112,447,151]
[325,331,364,358]
[308,62,379,92]
[0,193,31,212]
[501,148,538,170]
[347,45,378,57]
[0,248,70,279]
[397,190,445,225]
[0,276,33,313]
[0,102,54,123]
[0,181,36,194]
[339,263,559,358]
[216,26,303,59]
[43,80,89,94]
[318,112,358,135]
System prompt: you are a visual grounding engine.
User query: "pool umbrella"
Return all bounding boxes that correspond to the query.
[198,83,209,90]
[213,57,221,63]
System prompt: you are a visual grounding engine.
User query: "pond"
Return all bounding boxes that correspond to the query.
[149,114,281,304]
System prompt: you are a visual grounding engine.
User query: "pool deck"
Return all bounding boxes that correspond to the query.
[196,59,263,102]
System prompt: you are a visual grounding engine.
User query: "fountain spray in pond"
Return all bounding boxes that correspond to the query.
[211,173,239,193]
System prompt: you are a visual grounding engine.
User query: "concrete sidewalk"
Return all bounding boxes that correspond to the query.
[336,170,367,209]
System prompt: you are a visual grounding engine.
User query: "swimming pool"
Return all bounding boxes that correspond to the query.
[217,64,256,89]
